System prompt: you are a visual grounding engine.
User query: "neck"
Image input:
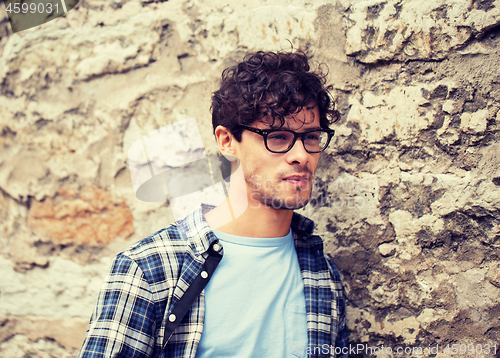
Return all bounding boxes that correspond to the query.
[204,167,294,238]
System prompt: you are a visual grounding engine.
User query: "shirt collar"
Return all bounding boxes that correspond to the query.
[291,211,315,239]
[175,204,217,255]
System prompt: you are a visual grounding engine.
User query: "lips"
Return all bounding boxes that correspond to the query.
[282,174,310,186]
[284,175,307,181]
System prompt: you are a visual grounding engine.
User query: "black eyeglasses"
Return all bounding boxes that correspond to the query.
[240,124,335,153]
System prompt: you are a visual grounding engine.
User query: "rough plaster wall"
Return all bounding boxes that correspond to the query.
[0,0,499,356]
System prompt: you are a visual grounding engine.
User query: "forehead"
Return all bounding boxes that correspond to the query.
[257,105,320,130]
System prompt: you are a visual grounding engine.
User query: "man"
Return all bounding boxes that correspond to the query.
[79,50,347,358]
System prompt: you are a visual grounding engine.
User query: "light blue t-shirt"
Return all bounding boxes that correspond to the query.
[194,228,308,358]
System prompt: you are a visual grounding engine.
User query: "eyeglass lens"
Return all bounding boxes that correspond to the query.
[267,131,329,152]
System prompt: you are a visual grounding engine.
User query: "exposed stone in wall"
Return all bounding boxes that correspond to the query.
[1,0,499,356]
[28,186,134,245]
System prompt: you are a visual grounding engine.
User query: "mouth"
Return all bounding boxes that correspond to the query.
[282,174,310,187]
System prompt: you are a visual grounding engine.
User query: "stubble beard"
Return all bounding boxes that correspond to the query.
[244,171,312,210]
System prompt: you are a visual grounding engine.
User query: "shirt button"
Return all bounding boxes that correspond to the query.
[201,271,208,279]
[213,243,221,251]
[168,314,176,322]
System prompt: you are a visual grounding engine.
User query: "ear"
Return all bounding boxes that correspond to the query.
[214,125,238,161]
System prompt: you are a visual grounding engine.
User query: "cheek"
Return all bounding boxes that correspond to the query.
[310,155,320,172]
[242,151,277,175]
[241,157,264,183]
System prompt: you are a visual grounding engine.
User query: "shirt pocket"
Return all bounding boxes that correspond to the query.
[285,304,308,358]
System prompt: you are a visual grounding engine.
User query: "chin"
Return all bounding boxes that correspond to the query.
[277,196,311,210]
[251,189,312,210]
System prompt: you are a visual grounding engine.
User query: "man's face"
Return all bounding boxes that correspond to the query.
[234,105,322,210]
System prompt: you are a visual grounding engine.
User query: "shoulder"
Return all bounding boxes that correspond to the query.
[123,223,187,260]
[109,222,189,287]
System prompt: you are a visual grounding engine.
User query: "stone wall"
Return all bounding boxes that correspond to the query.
[0,0,499,356]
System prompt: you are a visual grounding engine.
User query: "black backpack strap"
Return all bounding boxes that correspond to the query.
[161,243,222,352]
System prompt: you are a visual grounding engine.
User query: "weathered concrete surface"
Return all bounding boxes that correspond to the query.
[344,0,500,63]
[1,0,499,356]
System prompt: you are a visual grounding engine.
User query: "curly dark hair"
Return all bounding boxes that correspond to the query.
[211,51,340,142]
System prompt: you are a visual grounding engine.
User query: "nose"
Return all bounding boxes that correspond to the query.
[285,138,309,165]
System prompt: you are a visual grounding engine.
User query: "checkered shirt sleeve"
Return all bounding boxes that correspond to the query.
[327,257,348,358]
[79,253,157,357]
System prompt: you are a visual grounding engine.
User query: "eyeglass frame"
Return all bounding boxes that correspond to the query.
[239,124,335,154]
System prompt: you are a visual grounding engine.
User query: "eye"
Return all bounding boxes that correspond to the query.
[305,132,320,141]
[268,132,289,141]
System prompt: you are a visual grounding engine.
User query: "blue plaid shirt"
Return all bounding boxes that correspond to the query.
[79,204,347,357]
